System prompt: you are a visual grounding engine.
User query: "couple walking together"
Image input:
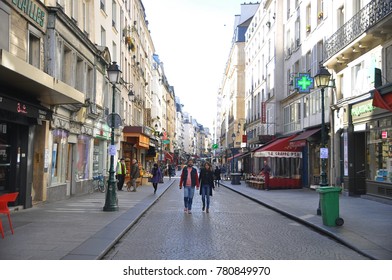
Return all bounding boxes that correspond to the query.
[179,160,215,214]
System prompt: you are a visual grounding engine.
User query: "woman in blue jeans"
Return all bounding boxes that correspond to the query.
[199,162,215,213]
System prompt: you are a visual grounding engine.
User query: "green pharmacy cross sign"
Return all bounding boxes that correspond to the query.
[295,73,314,93]
[212,143,219,150]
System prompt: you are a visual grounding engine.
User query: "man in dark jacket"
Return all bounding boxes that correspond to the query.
[179,159,199,214]
[130,159,140,192]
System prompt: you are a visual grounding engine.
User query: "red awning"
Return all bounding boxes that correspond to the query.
[373,88,392,112]
[164,152,174,162]
[289,128,320,147]
[227,152,245,161]
[253,135,302,158]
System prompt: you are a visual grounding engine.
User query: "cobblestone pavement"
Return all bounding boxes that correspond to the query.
[104,181,368,260]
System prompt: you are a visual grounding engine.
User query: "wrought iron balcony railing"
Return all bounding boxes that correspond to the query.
[325,0,392,61]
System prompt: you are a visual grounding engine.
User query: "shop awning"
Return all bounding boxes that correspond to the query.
[372,88,392,112]
[289,128,320,147]
[164,152,174,162]
[227,152,244,161]
[123,126,150,149]
[253,135,302,158]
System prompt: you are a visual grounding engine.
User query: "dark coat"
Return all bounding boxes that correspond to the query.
[214,167,221,180]
[199,168,215,196]
[130,163,140,179]
[151,166,162,184]
[179,166,199,187]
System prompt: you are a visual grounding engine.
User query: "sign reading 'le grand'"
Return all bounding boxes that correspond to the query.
[10,0,46,31]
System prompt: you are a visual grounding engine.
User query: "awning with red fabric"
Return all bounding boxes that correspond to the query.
[253,135,302,158]
[289,128,320,147]
[227,152,245,161]
[372,88,392,112]
[164,152,174,162]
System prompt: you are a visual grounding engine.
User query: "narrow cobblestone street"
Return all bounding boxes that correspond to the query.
[104,179,367,260]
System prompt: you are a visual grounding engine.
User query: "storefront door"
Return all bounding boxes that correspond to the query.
[354,132,366,195]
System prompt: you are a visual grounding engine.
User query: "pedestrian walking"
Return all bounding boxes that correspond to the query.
[199,162,215,213]
[151,163,162,194]
[168,164,174,180]
[179,159,199,214]
[129,159,140,192]
[116,158,126,191]
[261,160,271,190]
[214,166,221,186]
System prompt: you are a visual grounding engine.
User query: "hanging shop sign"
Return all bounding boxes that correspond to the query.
[294,73,314,93]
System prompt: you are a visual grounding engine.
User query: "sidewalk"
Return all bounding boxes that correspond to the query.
[0,179,174,260]
[221,180,392,260]
[1,178,391,260]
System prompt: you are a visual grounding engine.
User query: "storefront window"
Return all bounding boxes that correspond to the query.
[76,135,91,179]
[93,138,104,175]
[367,127,392,182]
[51,129,69,184]
[273,157,301,177]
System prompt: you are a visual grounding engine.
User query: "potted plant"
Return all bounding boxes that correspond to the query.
[125,36,132,44]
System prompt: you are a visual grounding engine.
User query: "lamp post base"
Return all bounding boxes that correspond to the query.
[103,174,119,212]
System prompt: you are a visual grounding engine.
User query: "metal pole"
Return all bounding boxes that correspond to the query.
[320,87,328,186]
[317,87,327,215]
[103,83,119,211]
[231,145,235,173]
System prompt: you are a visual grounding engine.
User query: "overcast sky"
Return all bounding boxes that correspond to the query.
[142,0,244,130]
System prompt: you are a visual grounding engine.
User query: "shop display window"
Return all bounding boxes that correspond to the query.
[273,157,301,178]
[367,127,392,182]
[76,135,91,179]
[51,129,69,184]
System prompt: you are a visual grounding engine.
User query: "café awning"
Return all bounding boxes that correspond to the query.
[253,135,302,158]
[289,128,320,147]
[227,152,246,161]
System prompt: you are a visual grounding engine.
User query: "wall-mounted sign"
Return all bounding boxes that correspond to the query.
[294,73,314,93]
[0,95,51,120]
[9,0,47,32]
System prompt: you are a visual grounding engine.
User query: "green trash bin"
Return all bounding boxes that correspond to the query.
[317,187,344,227]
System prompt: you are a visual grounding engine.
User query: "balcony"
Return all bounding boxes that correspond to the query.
[325,0,392,71]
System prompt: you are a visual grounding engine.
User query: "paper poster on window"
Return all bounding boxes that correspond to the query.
[51,143,57,177]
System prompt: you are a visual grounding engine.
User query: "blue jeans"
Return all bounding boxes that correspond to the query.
[183,186,195,210]
[201,185,211,208]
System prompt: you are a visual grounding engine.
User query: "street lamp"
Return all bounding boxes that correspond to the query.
[103,61,121,212]
[314,65,331,215]
[231,132,236,173]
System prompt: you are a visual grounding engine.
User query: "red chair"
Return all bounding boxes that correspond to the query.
[0,219,4,239]
[0,192,19,235]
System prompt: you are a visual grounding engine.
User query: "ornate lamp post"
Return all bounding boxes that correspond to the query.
[314,65,331,215]
[103,62,121,212]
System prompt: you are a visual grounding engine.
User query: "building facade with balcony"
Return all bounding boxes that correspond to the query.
[324,0,392,200]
